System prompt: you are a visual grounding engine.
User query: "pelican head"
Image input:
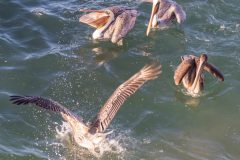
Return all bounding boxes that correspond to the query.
[146,0,160,36]
[189,54,208,94]
[188,54,208,94]
[145,0,186,36]
[199,54,208,63]
[80,9,114,40]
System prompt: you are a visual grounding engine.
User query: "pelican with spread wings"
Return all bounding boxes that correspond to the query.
[174,54,224,95]
[79,6,137,45]
[10,64,161,151]
[144,0,186,36]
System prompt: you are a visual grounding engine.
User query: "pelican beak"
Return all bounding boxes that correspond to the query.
[80,9,105,13]
[146,1,159,36]
[190,54,208,93]
[196,54,208,76]
[79,9,110,29]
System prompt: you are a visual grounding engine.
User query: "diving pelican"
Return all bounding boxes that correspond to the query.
[79,6,138,45]
[10,64,161,152]
[144,0,186,36]
[174,54,224,95]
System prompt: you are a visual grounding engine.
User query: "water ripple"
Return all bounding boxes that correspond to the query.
[1,0,240,159]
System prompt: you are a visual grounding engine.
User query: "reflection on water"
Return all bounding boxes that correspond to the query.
[92,47,123,65]
[175,90,201,108]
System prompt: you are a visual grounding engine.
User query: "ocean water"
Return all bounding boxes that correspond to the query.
[0,0,240,159]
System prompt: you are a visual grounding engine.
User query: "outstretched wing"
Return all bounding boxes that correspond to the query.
[89,64,162,134]
[204,63,224,81]
[110,9,137,43]
[193,56,224,82]
[171,4,186,24]
[10,96,82,122]
[174,58,195,85]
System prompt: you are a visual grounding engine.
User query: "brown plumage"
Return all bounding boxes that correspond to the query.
[174,54,224,95]
[79,6,137,45]
[144,0,186,36]
[10,63,162,150]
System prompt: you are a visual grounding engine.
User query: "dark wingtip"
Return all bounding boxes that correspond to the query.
[9,95,29,105]
[10,95,22,101]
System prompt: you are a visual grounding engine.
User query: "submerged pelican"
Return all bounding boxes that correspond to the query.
[10,64,161,152]
[144,0,186,36]
[174,54,224,95]
[79,6,138,45]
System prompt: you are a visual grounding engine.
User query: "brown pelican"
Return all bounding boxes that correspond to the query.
[174,54,224,95]
[10,64,161,152]
[79,6,138,45]
[144,0,186,36]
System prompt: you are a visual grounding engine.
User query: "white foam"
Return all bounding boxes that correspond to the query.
[54,121,125,158]
[181,88,205,98]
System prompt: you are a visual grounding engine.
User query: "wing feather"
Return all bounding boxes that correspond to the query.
[174,58,195,85]
[89,64,162,133]
[204,63,224,81]
[110,9,137,43]
[9,96,82,122]
[171,4,186,24]
[193,56,224,81]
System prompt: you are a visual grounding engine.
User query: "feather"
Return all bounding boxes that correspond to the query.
[89,64,162,133]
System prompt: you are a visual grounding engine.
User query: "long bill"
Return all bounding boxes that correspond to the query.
[79,9,114,32]
[190,56,207,92]
[96,10,114,32]
[80,9,106,13]
[146,2,159,36]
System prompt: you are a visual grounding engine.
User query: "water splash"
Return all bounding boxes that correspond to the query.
[181,88,206,98]
[54,121,124,158]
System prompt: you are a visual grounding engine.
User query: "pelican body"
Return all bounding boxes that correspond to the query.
[145,0,186,36]
[174,54,224,95]
[79,6,138,45]
[10,64,161,152]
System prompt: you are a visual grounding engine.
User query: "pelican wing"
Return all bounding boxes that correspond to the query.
[204,63,224,81]
[79,11,110,28]
[110,9,137,43]
[9,96,82,122]
[89,64,162,133]
[193,56,224,82]
[174,58,195,85]
[171,4,186,24]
